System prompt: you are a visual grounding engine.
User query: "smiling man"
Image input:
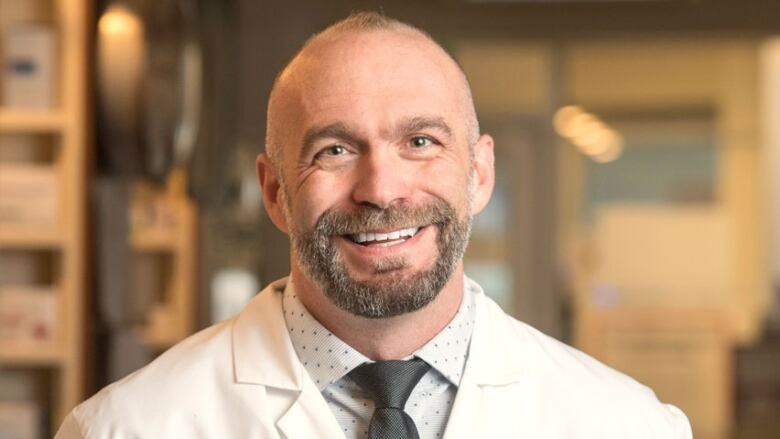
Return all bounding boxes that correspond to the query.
[57,12,692,439]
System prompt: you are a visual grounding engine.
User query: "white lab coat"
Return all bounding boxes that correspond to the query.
[56,277,692,438]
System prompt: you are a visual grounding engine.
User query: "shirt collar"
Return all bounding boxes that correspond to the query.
[282,280,370,390]
[282,277,476,391]
[414,281,475,385]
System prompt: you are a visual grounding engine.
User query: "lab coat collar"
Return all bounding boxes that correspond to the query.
[232,277,303,390]
[232,276,530,389]
[441,278,534,439]
[462,277,529,386]
[232,277,345,438]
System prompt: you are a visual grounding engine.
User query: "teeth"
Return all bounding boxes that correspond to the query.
[377,240,404,248]
[350,227,420,244]
[400,227,419,238]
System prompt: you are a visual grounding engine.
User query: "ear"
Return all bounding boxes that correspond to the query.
[256,153,290,234]
[470,134,495,215]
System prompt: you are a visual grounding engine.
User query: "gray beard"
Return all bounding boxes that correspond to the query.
[290,199,472,318]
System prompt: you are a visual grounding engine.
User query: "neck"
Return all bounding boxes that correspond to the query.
[290,264,464,361]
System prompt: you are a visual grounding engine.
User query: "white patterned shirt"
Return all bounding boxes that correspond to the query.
[282,279,476,439]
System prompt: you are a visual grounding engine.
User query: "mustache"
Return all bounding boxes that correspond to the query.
[314,200,456,236]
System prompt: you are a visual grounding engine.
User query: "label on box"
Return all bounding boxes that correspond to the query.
[0,287,57,343]
[2,25,56,109]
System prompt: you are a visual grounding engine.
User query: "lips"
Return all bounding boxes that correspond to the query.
[348,227,421,246]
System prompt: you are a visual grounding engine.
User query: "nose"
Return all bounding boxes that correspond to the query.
[351,149,412,209]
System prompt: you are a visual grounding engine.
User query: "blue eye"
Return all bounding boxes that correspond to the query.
[410,136,432,148]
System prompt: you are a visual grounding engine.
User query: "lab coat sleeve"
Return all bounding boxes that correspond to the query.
[54,410,87,439]
[669,404,694,439]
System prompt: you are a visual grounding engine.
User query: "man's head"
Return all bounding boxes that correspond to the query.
[264,13,481,173]
[257,12,494,318]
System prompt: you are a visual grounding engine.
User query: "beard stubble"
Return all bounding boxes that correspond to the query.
[290,199,473,318]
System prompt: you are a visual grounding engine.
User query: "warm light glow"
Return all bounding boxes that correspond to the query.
[553,105,584,138]
[578,128,614,156]
[98,5,142,36]
[566,112,600,140]
[96,3,145,135]
[591,133,625,163]
[573,122,607,150]
[553,104,625,164]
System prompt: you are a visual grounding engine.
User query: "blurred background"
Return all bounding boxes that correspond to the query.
[1,0,780,437]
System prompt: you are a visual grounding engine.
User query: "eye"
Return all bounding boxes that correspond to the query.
[318,144,347,157]
[410,136,433,148]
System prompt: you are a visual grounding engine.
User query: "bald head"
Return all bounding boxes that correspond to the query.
[265,12,479,173]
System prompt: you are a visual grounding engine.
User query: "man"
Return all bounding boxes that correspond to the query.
[57,12,692,438]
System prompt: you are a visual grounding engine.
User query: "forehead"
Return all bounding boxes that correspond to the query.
[274,31,467,149]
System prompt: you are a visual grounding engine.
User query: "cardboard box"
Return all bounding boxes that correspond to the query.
[0,164,57,225]
[0,287,57,343]
[591,205,734,309]
[2,25,56,109]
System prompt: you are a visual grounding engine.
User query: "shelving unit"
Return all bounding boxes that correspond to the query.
[0,342,64,366]
[0,109,65,132]
[0,225,63,248]
[0,0,90,434]
[129,169,198,351]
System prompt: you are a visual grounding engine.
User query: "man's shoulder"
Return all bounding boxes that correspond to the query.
[58,280,290,438]
[61,319,236,437]
[482,297,640,390]
[472,291,691,436]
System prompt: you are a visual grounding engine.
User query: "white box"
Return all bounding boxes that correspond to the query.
[591,205,734,309]
[0,164,58,224]
[0,287,57,343]
[2,25,56,109]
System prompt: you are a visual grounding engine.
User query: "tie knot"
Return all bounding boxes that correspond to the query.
[348,358,431,409]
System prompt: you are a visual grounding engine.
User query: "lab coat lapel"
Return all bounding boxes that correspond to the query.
[232,278,343,438]
[444,376,542,438]
[276,376,345,439]
[443,282,535,438]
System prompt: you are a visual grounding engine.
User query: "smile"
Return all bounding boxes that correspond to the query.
[347,227,421,247]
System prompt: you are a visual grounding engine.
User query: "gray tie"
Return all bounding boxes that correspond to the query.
[349,358,432,439]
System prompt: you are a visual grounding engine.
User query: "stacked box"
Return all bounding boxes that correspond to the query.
[0,164,57,225]
[0,287,57,343]
[2,25,56,109]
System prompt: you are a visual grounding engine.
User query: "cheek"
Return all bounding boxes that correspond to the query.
[419,162,473,209]
[290,196,322,231]
[292,175,350,227]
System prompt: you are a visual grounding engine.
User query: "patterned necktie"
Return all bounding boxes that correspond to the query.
[348,358,432,439]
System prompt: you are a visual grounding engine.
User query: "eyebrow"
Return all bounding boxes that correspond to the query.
[398,116,454,143]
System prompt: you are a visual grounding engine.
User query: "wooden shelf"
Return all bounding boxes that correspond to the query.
[130,227,178,251]
[0,341,65,366]
[0,109,65,133]
[129,169,198,352]
[0,224,62,248]
[0,0,90,431]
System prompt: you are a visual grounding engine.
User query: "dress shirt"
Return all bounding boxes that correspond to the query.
[282,279,476,439]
